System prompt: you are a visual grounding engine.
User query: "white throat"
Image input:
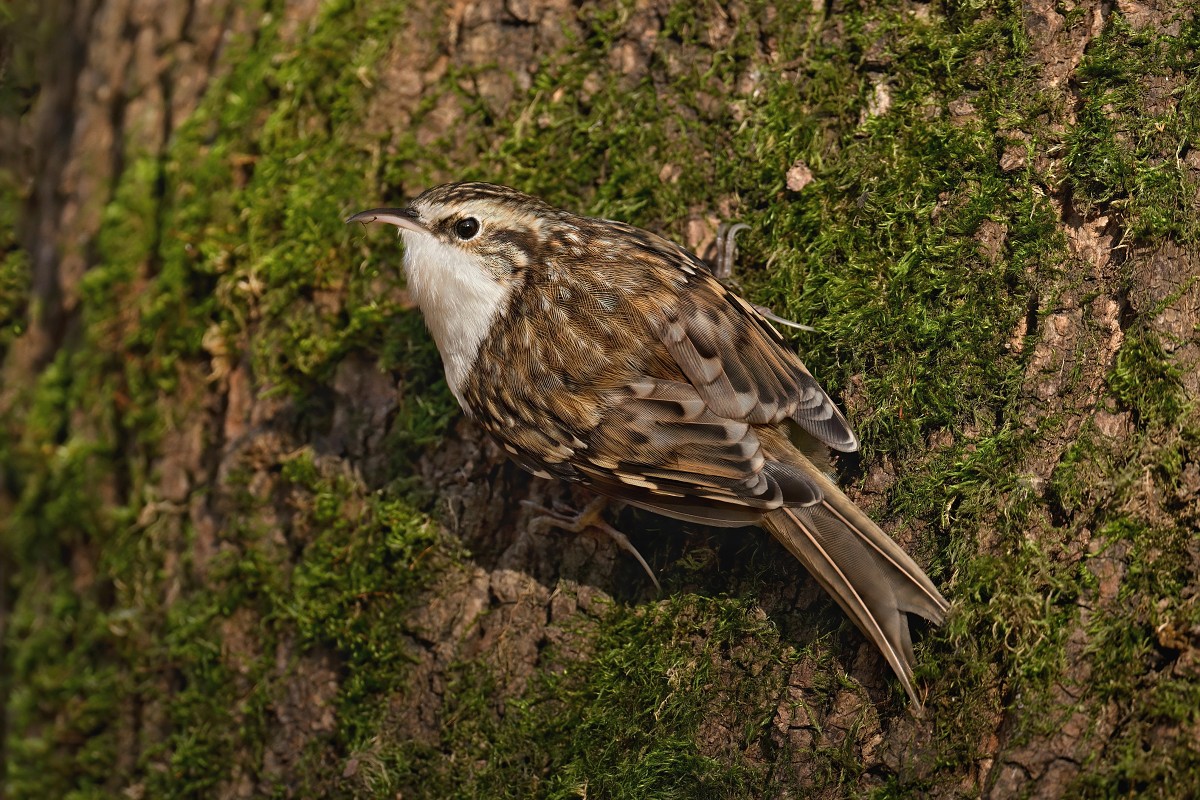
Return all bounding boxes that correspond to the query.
[401,230,511,405]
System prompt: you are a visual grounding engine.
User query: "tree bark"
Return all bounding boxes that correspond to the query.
[2,1,1198,797]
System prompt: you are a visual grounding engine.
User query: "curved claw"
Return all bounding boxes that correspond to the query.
[522,497,662,593]
[714,222,751,280]
[715,223,818,332]
[750,303,818,332]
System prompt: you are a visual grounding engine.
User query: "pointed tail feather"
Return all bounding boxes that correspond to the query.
[762,475,948,709]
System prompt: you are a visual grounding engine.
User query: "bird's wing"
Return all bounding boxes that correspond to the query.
[645,268,859,453]
[574,378,825,526]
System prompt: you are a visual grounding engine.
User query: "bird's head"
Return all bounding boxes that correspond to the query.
[347,182,564,400]
[348,182,563,303]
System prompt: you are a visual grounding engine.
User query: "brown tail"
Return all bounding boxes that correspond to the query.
[762,471,948,710]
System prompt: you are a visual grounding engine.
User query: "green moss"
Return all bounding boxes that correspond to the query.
[286,451,439,731]
[3,571,127,797]
[490,0,1053,455]
[1066,474,1200,795]
[1048,316,1199,788]
[1067,13,1200,240]
[0,169,29,358]
[1107,330,1188,428]
[3,0,452,793]
[148,0,426,395]
[387,595,806,799]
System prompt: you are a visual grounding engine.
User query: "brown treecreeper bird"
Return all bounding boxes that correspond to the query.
[347,182,949,708]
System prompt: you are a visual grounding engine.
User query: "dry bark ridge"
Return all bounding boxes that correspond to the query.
[2,0,1198,797]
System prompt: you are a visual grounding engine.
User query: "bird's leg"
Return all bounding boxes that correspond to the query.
[521,495,662,593]
[712,223,817,333]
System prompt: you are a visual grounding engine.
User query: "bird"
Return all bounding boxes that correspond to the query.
[346,182,949,709]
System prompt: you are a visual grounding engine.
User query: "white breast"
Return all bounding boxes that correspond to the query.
[401,230,511,405]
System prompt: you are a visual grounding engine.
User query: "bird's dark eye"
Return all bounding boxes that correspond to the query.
[454,217,480,240]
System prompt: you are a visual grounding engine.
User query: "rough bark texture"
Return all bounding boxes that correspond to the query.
[2,1,1198,798]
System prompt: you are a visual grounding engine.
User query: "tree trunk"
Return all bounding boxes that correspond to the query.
[2,1,1198,797]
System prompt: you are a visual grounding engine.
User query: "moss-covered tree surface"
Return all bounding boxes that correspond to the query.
[2,1,1198,797]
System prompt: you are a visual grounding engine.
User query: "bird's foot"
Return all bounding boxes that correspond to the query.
[522,495,662,593]
[712,222,818,333]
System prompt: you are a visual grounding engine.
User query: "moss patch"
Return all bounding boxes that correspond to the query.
[0,169,29,359]
[1065,13,1200,240]
[2,0,449,795]
[390,596,802,799]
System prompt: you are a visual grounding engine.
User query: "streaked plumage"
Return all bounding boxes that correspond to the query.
[347,182,949,708]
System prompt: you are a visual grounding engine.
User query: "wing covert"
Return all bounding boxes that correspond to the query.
[573,379,823,521]
[649,270,859,453]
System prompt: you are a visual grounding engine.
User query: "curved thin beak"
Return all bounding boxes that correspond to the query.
[346,206,425,233]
